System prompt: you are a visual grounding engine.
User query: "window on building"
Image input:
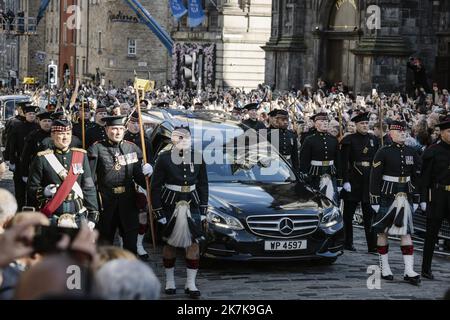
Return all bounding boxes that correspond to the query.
[76,58,79,75]
[82,59,86,75]
[56,27,59,44]
[50,27,53,43]
[128,39,136,56]
[63,23,67,44]
[98,31,102,53]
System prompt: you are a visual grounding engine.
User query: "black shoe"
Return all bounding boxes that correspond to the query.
[344,244,356,251]
[404,275,421,286]
[165,288,177,295]
[381,274,394,281]
[185,288,201,299]
[367,248,378,255]
[138,254,150,262]
[421,270,434,280]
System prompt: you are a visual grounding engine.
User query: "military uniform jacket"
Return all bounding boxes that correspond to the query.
[341,132,379,202]
[241,119,267,131]
[369,143,421,205]
[419,140,450,204]
[88,139,147,231]
[20,128,51,178]
[7,120,38,167]
[124,131,153,163]
[27,147,99,214]
[3,115,25,161]
[267,127,300,172]
[86,123,107,148]
[73,121,95,142]
[151,149,208,214]
[299,132,341,179]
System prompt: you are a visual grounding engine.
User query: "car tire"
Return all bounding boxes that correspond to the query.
[311,257,337,266]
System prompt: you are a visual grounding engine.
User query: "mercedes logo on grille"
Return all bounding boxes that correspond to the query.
[279,218,294,235]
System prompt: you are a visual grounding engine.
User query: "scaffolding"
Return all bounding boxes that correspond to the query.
[0,16,37,36]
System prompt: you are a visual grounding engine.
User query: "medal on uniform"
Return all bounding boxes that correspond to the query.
[190,163,194,173]
[363,147,368,154]
[370,139,374,147]
[114,152,121,171]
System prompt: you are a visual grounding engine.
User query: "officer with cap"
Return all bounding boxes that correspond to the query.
[85,105,108,148]
[420,115,450,280]
[340,112,379,252]
[268,110,299,172]
[241,103,266,131]
[88,115,154,254]
[20,111,53,186]
[370,120,421,285]
[27,119,99,228]
[299,112,341,202]
[7,104,38,209]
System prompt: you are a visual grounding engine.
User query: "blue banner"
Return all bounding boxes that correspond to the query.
[36,0,51,25]
[124,0,174,53]
[188,0,205,28]
[170,0,188,20]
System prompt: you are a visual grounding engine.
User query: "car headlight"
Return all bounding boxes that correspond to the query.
[320,207,342,228]
[206,209,244,230]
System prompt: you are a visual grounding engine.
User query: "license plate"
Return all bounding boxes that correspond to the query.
[264,240,307,251]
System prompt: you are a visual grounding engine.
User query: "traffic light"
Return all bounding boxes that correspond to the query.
[182,53,196,85]
[48,63,58,87]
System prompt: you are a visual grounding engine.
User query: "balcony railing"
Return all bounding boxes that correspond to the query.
[0,17,37,35]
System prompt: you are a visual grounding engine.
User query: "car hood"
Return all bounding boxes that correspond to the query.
[208,181,328,218]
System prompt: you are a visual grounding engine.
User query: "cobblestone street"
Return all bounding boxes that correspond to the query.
[2,171,449,300]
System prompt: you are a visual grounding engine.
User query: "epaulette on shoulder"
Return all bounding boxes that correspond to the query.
[37,149,54,157]
[71,147,87,153]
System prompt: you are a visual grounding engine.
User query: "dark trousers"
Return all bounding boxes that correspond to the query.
[343,201,377,251]
[422,190,450,272]
[98,206,138,254]
[13,171,26,210]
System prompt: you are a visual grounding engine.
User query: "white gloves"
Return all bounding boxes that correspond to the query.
[22,177,28,183]
[337,187,343,193]
[420,202,427,212]
[44,184,58,198]
[343,182,351,193]
[413,203,418,213]
[87,221,96,230]
[371,205,380,213]
[158,217,167,225]
[142,163,153,177]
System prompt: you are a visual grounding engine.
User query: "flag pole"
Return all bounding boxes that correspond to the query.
[134,82,157,250]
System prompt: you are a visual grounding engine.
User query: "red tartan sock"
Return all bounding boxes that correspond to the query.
[138,223,148,235]
[163,258,176,268]
[377,245,389,255]
[186,258,199,270]
[401,245,414,255]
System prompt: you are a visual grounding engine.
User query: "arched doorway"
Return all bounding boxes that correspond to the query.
[323,0,360,90]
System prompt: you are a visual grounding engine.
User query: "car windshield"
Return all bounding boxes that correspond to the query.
[194,127,297,183]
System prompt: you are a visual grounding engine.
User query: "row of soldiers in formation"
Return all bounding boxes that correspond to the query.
[1,98,449,294]
[242,102,450,285]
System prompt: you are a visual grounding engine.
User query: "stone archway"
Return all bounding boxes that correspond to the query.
[321,0,360,90]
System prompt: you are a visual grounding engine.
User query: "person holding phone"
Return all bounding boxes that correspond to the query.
[27,119,100,229]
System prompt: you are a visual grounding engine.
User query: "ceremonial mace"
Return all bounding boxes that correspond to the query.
[134,84,157,250]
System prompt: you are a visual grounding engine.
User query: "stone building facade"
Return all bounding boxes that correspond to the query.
[87,0,171,87]
[18,0,45,84]
[264,0,450,94]
[0,0,19,88]
[172,0,272,90]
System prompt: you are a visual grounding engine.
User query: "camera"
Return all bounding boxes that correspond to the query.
[32,225,80,254]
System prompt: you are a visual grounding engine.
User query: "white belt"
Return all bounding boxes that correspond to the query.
[311,160,334,166]
[165,184,196,193]
[382,175,410,183]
